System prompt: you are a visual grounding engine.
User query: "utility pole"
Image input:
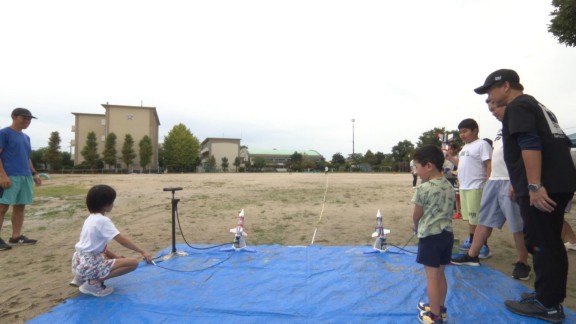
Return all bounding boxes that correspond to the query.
[351,118,355,157]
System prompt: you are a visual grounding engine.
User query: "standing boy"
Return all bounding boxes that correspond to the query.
[0,108,41,251]
[475,69,576,323]
[451,100,530,281]
[412,145,455,324]
[446,119,492,257]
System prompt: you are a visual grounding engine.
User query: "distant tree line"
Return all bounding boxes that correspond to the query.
[31,125,462,174]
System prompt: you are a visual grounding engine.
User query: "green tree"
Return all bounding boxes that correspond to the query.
[43,131,62,171]
[162,124,200,172]
[139,135,153,171]
[221,156,229,172]
[416,128,461,149]
[81,131,100,170]
[233,156,242,172]
[331,152,346,170]
[364,149,378,166]
[103,133,117,169]
[375,151,386,165]
[121,134,136,171]
[60,151,74,169]
[348,153,363,164]
[207,155,217,172]
[549,0,576,47]
[391,140,415,163]
[301,158,316,170]
[253,157,266,171]
[289,152,303,171]
[31,147,47,171]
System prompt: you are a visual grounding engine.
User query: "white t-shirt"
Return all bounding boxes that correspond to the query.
[457,138,492,189]
[74,213,120,254]
[490,129,509,180]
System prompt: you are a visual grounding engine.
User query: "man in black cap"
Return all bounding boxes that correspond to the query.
[0,108,41,251]
[475,69,576,323]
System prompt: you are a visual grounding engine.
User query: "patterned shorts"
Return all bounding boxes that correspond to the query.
[72,251,116,281]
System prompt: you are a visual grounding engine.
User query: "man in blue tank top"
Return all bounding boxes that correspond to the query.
[0,108,42,251]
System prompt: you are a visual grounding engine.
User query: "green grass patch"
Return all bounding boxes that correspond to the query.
[34,185,88,197]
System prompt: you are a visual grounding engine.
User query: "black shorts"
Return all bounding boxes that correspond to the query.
[416,230,454,268]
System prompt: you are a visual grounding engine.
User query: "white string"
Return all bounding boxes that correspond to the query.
[310,173,330,245]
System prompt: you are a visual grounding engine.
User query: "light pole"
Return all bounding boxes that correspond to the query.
[351,119,355,157]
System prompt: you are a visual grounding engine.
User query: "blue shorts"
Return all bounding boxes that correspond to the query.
[417,230,454,268]
[478,180,523,233]
[0,176,34,205]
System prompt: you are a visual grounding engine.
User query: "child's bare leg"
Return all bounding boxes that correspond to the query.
[468,225,491,256]
[87,258,140,284]
[425,265,446,316]
[105,258,139,280]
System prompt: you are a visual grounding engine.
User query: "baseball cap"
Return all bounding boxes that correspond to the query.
[474,69,521,94]
[11,108,37,119]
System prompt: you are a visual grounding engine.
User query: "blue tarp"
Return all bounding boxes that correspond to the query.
[31,244,575,323]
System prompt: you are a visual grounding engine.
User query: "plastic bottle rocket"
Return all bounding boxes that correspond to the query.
[365,209,391,253]
[230,209,248,250]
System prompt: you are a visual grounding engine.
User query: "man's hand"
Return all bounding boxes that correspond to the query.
[0,174,11,188]
[529,186,556,213]
[507,186,516,201]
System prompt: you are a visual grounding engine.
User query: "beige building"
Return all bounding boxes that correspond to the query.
[200,138,241,172]
[72,104,160,171]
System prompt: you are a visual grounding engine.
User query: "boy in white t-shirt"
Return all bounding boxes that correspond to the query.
[451,101,530,280]
[70,184,152,297]
[446,119,492,256]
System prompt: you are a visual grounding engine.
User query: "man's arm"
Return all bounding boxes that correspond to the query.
[412,204,423,233]
[29,159,41,186]
[522,149,555,212]
[0,148,10,188]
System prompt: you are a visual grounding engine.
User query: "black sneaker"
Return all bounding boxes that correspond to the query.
[0,238,12,251]
[450,253,480,266]
[8,235,37,245]
[505,298,565,323]
[512,262,531,280]
[520,292,536,300]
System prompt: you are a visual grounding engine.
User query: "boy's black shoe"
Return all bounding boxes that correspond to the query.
[512,261,531,280]
[450,253,480,266]
[0,238,12,251]
[8,235,37,245]
[505,298,565,323]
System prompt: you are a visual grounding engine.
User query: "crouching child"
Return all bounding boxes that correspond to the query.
[70,184,152,297]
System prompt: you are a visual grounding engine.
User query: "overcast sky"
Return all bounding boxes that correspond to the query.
[2,0,575,159]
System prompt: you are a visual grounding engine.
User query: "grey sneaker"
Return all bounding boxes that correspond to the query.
[512,262,531,281]
[79,281,114,297]
[0,238,12,251]
[505,298,564,323]
[451,253,480,266]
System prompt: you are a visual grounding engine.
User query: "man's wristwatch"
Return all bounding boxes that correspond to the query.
[528,183,542,192]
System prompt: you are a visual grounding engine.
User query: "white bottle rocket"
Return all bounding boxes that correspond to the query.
[365,209,390,253]
[230,209,248,249]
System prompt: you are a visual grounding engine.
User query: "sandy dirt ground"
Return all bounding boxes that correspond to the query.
[0,173,574,322]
